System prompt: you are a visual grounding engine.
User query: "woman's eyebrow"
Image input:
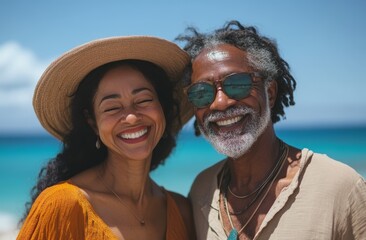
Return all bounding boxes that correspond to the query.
[132,87,153,95]
[99,94,120,106]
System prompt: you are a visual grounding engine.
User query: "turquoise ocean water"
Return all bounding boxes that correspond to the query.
[0,125,365,233]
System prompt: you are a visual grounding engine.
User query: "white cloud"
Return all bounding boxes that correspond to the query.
[0,42,51,133]
[0,41,49,107]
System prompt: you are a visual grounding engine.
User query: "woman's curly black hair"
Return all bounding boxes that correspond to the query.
[176,20,296,135]
[20,59,181,224]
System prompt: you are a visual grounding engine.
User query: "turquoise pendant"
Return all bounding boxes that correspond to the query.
[227,229,238,240]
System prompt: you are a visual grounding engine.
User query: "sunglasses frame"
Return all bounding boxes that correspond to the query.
[186,72,263,108]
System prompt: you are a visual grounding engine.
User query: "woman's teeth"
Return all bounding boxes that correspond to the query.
[120,128,147,139]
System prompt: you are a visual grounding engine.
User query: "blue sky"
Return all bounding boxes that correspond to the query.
[1,0,365,134]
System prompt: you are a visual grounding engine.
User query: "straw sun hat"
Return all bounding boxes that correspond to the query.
[33,36,194,140]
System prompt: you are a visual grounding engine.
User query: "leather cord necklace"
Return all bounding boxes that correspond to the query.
[220,142,289,240]
[228,184,259,199]
[226,180,267,216]
[227,141,285,200]
[227,141,286,215]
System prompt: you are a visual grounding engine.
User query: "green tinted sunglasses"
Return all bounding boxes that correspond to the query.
[186,72,262,108]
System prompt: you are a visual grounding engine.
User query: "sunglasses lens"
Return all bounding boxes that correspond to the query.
[223,73,252,100]
[187,82,215,108]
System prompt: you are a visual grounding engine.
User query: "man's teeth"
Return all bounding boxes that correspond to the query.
[216,116,242,126]
[120,128,147,139]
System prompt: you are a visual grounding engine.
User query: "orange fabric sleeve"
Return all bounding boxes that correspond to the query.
[17,182,117,240]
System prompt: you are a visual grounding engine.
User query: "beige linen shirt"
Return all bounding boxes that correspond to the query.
[189,149,366,240]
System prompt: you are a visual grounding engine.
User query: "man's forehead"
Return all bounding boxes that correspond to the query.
[195,44,246,62]
[206,50,229,61]
[191,45,252,81]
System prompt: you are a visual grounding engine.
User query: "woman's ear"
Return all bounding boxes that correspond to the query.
[84,110,98,134]
[267,80,277,108]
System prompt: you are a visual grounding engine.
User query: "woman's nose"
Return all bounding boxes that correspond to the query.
[120,106,142,124]
[125,113,140,124]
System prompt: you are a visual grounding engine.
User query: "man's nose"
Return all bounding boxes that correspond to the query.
[209,88,236,111]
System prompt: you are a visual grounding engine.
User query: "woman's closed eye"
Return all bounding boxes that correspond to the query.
[102,99,153,113]
[136,98,153,105]
[104,106,121,113]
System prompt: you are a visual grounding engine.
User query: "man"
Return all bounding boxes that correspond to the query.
[177,20,366,240]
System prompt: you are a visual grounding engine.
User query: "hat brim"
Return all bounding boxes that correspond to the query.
[33,36,193,140]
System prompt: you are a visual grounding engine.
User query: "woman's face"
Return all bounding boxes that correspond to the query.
[91,65,166,162]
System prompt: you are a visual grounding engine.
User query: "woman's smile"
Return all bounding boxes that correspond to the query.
[118,126,150,143]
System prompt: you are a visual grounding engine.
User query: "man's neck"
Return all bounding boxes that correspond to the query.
[227,126,279,191]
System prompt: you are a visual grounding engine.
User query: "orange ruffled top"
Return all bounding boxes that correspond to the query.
[17,181,189,240]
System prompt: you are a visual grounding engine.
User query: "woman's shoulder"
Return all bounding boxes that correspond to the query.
[18,182,96,239]
[39,181,80,196]
[34,181,86,209]
[166,191,190,211]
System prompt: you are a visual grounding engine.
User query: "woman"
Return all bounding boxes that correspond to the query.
[17,36,195,239]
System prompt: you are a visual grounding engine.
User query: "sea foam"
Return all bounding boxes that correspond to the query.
[0,213,18,240]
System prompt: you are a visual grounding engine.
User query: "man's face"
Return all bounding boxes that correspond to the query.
[190,44,274,158]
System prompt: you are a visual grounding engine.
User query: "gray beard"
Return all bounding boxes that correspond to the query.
[198,97,271,159]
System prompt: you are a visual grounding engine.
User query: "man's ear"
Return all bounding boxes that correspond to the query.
[84,110,98,134]
[267,80,277,108]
